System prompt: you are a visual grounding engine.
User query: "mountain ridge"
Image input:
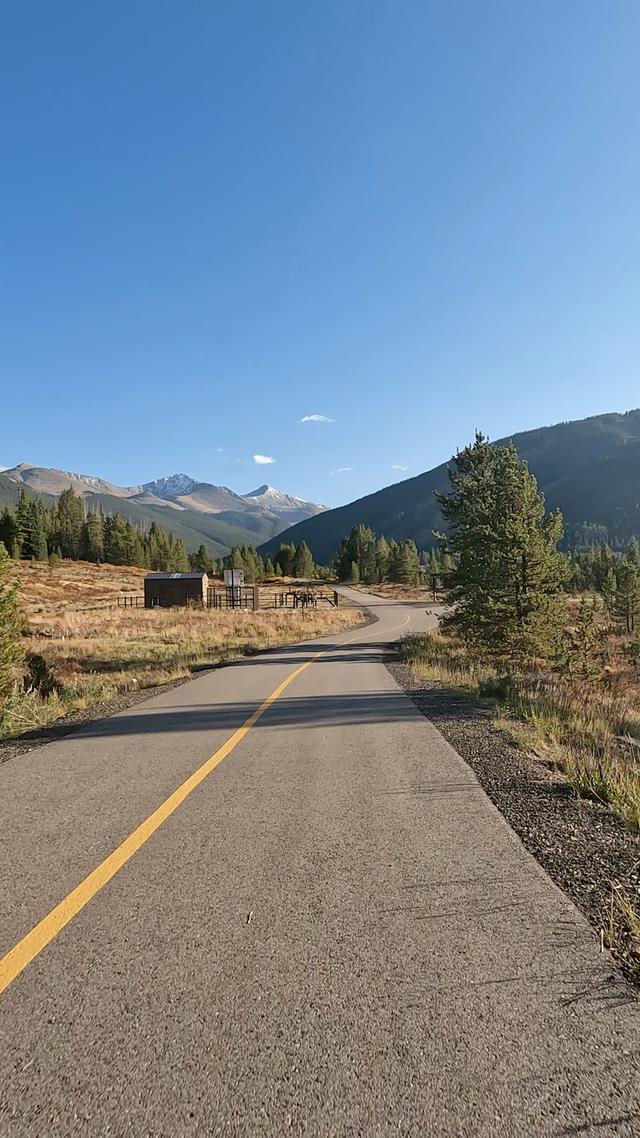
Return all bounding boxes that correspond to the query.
[0,464,326,556]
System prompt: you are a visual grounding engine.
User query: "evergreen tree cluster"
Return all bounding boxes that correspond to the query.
[570,538,640,636]
[0,487,193,572]
[222,540,319,583]
[568,539,640,597]
[333,525,431,586]
[270,540,317,579]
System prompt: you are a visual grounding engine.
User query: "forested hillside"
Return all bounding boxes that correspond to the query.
[260,410,640,564]
[0,488,196,572]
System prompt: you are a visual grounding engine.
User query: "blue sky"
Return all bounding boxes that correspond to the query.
[2,2,639,507]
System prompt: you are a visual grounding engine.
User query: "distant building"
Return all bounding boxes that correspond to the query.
[144,571,209,608]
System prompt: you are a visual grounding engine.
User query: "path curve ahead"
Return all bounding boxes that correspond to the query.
[0,587,638,1136]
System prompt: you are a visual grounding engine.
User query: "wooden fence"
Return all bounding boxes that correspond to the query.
[113,586,341,612]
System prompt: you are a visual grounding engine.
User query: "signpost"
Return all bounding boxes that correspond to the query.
[223,568,244,608]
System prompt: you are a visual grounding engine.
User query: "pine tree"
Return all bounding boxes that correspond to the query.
[51,487,85,559]
[28,501,49,560]
[293,541,315,579]
[80,512,105,562]
[275,542,296,577]
[609,557,640,634]
[375,535,391,583]
[229,547,245,571]
[170,538,190,573]
[103,514,130,565]
[436,433,567,665]
[405,540,420,584]
[14,491,32,558]
[0,541,23,704]
[239,546,265,583]
[264,557,275,577]
[564,596,604,681]
[334,525,375,582]
[626,537,640,568]
[0,509,20,559]
[190,544,215,574]
[387,539,420,584]
[356,526,376,583]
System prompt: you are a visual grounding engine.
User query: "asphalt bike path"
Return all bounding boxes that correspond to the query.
[0,588,638,1135]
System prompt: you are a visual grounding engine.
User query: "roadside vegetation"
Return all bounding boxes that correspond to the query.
[399,432,640,974]
[0,558,365,742]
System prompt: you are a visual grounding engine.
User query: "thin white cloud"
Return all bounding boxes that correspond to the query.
[392,464,408,471]
[329,466,352,475]
[300,414,335,423]
[253,454,276,465]
[215,447,223,453]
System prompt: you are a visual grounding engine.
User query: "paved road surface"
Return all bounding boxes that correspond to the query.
[1,588,638,1136]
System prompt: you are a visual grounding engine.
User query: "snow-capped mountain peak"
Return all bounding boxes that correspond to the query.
[243,484,313,509]
[142,474,197,498]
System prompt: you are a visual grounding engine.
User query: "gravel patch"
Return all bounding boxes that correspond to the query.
[387,655,640,982]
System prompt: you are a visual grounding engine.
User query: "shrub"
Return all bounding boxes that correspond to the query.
[0,541,23,703]
[23,652,62,698]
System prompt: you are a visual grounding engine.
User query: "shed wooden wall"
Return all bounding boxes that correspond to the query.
[144,575,208,608]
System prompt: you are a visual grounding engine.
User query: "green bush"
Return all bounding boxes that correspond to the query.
[478,675,515,700]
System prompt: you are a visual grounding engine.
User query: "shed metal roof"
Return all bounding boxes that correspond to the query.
[145,572,207,581]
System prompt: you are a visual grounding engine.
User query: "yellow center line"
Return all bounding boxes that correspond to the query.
[0,608,412,996]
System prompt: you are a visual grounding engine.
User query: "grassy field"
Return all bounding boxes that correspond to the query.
[2,560,366,740]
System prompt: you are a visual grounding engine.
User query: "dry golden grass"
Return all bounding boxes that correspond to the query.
[3,560,366,739]
[15,558,147,615]
[399,627,640,831]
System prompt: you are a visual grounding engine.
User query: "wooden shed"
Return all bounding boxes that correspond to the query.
[144,572,209,609]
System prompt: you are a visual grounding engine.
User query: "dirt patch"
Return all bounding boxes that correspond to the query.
[387,655,640,983]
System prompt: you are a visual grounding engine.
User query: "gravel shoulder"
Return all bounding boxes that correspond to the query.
[387,654,640,982]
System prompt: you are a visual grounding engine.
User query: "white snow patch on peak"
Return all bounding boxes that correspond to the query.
[243,485,313,509]
[143,474,197,498]
[53,469,106,488]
